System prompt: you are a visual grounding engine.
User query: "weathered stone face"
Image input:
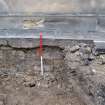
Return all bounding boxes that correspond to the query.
[0,40,64,75]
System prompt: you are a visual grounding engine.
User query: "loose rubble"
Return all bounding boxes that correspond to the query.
[64,43,105,105]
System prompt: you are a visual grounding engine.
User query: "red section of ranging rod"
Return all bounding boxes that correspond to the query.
[39,32,43,56]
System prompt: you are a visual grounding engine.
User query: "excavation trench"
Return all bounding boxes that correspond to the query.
[0,39,105,105]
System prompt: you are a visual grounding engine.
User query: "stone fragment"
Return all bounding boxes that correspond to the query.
[23,81,36,87]
[70,45,80,53]
[100,55,105,64]
[89,54,95,60]
[23,75,36,87]
[17,51,25,60]
[0,51,3,59]
[0,46,12,50]
[79,44,95,65]
[0,40,7,46]
[79,44,92,54]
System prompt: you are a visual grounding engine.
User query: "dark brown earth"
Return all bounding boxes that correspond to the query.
[0,41,105,105]
[0,44,85,105]
[0,73,84,105]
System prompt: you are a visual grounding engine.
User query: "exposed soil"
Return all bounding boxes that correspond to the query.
[0,45,85,105]
[0,74,84,105]
[0,42,105,105]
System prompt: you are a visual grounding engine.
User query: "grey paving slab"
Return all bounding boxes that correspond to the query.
[0,15,96,32]
[0,13,104,49]
[1,0,105,13]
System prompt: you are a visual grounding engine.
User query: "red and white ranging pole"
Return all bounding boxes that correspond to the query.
[39,32,44,75]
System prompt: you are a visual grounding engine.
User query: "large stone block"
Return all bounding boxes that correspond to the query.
[0,16,96,33]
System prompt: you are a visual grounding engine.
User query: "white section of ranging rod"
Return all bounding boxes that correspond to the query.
[41,56,44,76]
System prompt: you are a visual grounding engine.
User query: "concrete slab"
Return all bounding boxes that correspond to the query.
[0,13,104,49]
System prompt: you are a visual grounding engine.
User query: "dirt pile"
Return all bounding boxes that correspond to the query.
[64,43,105,105]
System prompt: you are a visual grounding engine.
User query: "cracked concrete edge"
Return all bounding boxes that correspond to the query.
[0,38,94,49]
